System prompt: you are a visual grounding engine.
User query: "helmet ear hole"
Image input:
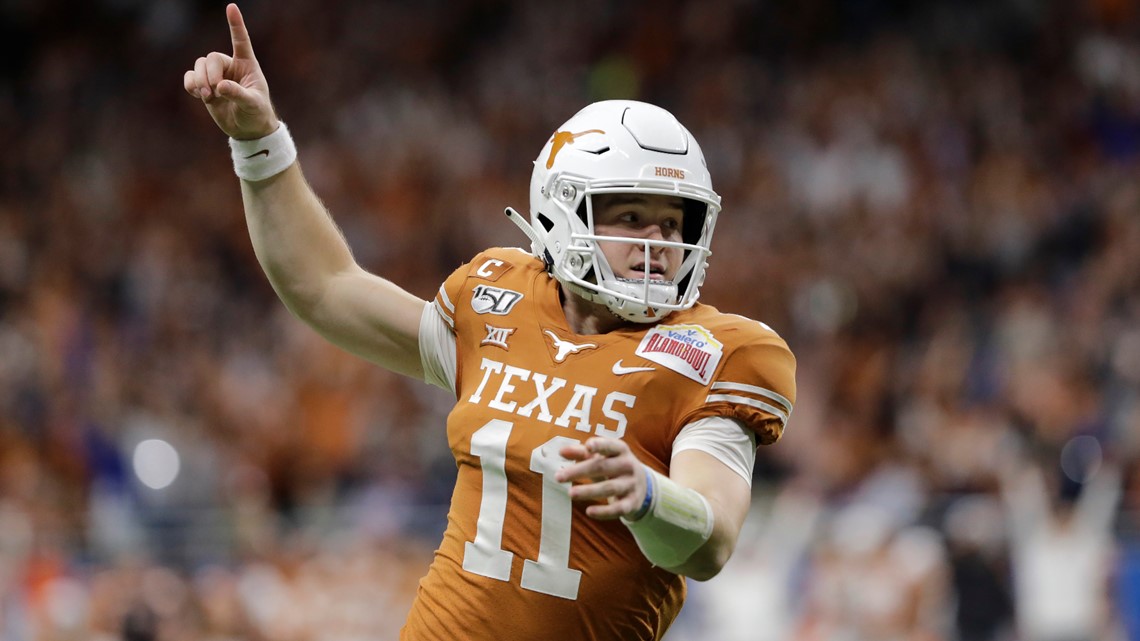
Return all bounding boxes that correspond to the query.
[537,213,555,233]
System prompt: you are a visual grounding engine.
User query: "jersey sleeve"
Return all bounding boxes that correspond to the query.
[418,260,471,395]
[431,246,532,327]
[418,302,457,395]
[684,337,796,446]
[672,416,756,485]
[423,247,536,395]
[431,261,469,331]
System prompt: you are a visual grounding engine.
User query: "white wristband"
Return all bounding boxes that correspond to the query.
[621,467,714,570]
[229,122,297,182]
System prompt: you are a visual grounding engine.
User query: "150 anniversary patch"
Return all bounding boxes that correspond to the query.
[471,285,524,315]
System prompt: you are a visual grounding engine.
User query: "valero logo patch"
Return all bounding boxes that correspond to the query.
[635,324,722,384]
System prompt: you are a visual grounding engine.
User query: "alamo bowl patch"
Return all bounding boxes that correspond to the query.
[635,324,722,385]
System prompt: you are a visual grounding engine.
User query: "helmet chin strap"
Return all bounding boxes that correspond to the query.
[607,279,677,322]
[563,280,643,323]
[565,278,675,323]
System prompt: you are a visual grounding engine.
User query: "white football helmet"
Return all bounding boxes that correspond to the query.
[506,100,722,323]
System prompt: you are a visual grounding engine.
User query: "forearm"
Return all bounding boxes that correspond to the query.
[237,159,428,376]
[668,491,741,580]
[187,7,427,377]
[623,467,743,580]
[558,440,751,581]
[240,162,356,319]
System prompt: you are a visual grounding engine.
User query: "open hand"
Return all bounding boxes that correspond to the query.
[556,437,649,520]
[183,4,278,140]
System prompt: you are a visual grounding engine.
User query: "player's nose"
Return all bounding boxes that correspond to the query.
[636,223,667,241]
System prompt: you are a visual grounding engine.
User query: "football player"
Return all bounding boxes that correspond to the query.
[184,5,796,640]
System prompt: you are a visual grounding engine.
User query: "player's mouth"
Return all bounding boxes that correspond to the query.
[626,262,668,281]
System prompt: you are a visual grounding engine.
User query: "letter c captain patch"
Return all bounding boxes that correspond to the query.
[475,258,511,282]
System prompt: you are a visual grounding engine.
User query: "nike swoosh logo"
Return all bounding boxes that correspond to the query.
[612,360,656,375]
[244,149,270,159]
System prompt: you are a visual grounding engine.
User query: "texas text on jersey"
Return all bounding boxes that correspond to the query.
[403,247,796,641]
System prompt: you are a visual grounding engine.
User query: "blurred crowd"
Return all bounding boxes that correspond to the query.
[2,0,1140,639]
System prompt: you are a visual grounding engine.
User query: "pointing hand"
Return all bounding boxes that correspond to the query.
[183,4,278,140]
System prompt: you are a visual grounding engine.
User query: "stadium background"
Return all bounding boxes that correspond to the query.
[1,0,1139,638]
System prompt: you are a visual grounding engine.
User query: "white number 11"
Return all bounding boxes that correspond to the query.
[461,419,583,600]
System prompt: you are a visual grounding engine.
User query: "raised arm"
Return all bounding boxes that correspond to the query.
[183,4,426,378]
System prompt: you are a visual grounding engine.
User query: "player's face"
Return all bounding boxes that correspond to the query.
[592,194,686,283]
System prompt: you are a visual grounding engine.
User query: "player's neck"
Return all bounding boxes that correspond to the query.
[560,286,628,336]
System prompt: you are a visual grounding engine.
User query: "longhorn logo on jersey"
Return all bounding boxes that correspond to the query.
[635,324,723,385]
[544,330,597,363]
[472,285,524,315]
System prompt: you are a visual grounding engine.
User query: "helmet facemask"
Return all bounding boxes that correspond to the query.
[575,188,715,322]
[509,100,722,323]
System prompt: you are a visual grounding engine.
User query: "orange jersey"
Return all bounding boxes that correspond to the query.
[401,248,796,641]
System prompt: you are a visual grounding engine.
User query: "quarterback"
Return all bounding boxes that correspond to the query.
[184,5,795,640]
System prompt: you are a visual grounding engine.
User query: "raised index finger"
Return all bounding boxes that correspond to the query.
[226,3,255,60]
